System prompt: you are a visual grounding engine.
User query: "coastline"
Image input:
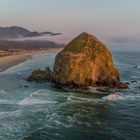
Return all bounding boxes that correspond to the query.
[0,48,62,72]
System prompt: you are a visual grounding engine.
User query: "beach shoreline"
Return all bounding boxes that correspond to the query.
[0,48,62,72]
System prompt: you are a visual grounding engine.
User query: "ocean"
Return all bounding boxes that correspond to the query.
[0,47,140,140]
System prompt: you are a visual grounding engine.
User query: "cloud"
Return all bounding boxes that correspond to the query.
[107,36,140,44]
[8,34,74,45]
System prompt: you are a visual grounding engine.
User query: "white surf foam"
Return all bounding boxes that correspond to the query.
[67,95,100,103]
[19,90,46,106]
[0,99,14,104]
[103,92,140,101]
[102,93,124,101]
[9,109,22,117]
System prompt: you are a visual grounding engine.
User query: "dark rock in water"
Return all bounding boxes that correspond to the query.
[27,67,53,83]
[131,80,138,84]
[114,81,129,89]
[133,65,140,69]
[53,32,128,89]
[23,85,29,88]
[125,82,131,85]
[27,32,128,89]
[19,85,29,88]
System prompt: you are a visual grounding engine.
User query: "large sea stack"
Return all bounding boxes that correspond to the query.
[27,32,128,89]
[53,32,127,88]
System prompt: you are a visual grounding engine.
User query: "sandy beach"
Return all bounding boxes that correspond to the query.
[0,48,62,72]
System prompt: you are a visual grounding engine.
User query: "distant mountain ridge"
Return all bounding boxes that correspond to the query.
[41,32,62,36]
[0,26,61,40]
[0,26,30,39]
[24,31,42,37]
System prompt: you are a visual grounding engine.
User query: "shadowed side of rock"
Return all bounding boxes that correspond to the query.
[27,67,53,83]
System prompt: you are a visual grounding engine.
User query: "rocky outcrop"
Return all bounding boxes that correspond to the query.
[27,67,53,83]
[27,32,128,89]
[53,32,128,88]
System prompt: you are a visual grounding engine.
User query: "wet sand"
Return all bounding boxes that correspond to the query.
[0,48,62,72]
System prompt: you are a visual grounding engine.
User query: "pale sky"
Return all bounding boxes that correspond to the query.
[0,0,140,42]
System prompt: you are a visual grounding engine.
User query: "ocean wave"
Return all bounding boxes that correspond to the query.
[19,98,48,106]
[123,94,140,100]
[103,92,140,101]
[67,91,140,103]
[9,109,22,117]
[0,111,10,116]
[0,90,7,93]
[19,89,52,106]
[102,93,124,101]
[0,109,22,119]
[67,95,101,104]
[66,94,123,103]
[66,87,117,103]
[0,99,14,104]
[133,65,140,69]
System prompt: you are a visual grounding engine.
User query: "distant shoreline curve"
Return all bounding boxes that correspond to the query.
[0,48,62,72]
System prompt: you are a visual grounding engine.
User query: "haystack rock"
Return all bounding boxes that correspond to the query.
[53,32,128,89]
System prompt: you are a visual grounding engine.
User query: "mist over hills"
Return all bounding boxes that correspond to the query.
[0,26,63,57]
[0,39,64,57]
[0,26,61,40]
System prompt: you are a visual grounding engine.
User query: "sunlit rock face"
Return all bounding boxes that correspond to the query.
[53,32,127,88]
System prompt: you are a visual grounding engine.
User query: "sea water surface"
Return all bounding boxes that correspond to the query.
[0,48,140,140]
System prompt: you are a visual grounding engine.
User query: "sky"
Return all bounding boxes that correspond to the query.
[0,0,140,43]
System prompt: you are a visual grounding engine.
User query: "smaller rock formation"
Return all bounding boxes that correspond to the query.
[27,67,53,83]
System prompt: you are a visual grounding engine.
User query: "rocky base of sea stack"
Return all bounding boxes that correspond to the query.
[27,70,128,89]
[26,32,128,89]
